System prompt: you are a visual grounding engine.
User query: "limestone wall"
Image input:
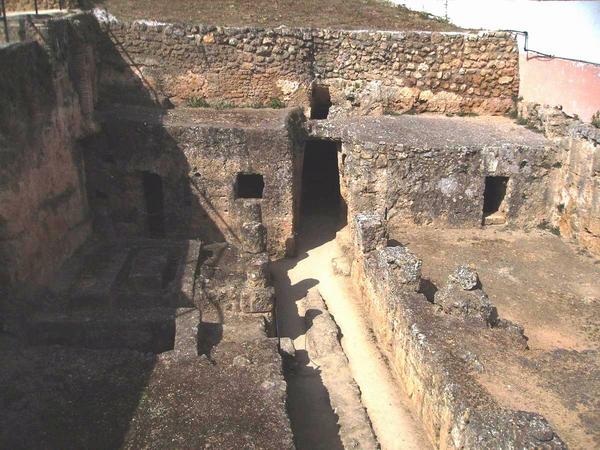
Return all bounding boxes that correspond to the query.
[346,212,566,449]
[96,21,314,109]
[96,18,518,116]
[313,30,518,116]
[84,107,304,258]
[0,14,97,294]
[308,115,556,231]
[519,102,600,255]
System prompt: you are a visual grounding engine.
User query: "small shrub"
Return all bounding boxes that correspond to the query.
[516,116,529,126]
[213,101,234,110]
[457,111,479,117]
[268,97,286,109]
[525,123,542,133]
[506,108,518,119]
[416,10,448,23]
[592,111,600,128]
[186,96,209,108]
[515,116,541,132]
[537,220,561,236]
[383,108,402,116]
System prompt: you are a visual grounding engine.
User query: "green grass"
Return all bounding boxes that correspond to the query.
[268,97,286,109]
[186,96,210,108]
[515,116,529,126]
[506,108,519,119]
[213,101,234,110]
[185,97,286,109]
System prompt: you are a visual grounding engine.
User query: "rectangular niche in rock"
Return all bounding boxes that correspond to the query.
[142,171,166,237]
[235,173,265,199]
[310,85,332,120]
[482,176,509,225]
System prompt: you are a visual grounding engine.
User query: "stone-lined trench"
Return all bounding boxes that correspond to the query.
[272,135,427,448]
[1,9,598,450]
[272,211,428,449]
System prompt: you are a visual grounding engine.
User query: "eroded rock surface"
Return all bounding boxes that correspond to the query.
[351,211,567,449]
[434,265,499,326]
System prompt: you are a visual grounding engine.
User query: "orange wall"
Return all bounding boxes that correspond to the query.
[519,54,600,122]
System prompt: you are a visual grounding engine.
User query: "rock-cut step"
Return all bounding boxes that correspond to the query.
[25,239,203,353]
[26,308,190,353]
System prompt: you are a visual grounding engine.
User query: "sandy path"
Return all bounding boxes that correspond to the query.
[273,214,428,450]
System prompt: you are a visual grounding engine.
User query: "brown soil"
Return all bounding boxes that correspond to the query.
[83,0,460,30]
[392,225,600,449]
[393,226,600,351]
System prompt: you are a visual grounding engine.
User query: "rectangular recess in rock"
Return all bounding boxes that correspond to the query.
[483,176,509,224]
[310,84,332,119]
[142,171,166,237]
[235,173,265,199]
[301,140,342,216]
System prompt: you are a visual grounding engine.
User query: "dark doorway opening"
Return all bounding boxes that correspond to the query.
[483,176,509,216]
[301,140,343,217]
[142,172,166,237]
[310,85,332,120]
[235,173,264,199]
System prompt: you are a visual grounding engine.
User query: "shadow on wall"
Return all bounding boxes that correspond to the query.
[81,118,226,243]
[0,37,58,292]
[82,26,226,243]
[1,19,219,449]
[0,14,102,303]
[94,22,168,107]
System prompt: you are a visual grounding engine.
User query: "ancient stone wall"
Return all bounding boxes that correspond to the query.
[0,14,97,294]
[345,212,566,449]
[96,17,518,116]
[84,107,304,258]
[386,143,554,228]
[313,30,518,116]
[519,102,600,255]
[309,116,555,231]
[5,0,78,12]
[96,21,314,109]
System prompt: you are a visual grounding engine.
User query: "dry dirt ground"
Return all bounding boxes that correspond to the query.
[81,0,460,30]
[392,225,600,449]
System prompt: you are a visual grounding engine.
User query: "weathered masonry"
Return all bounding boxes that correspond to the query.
[0,9,599,450]
[98,21,519,116]
[85,106,304,257]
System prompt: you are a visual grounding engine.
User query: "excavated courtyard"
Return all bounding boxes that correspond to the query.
[1,3,599,450]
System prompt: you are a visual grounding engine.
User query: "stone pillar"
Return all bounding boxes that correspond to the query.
[238,202,275,313]
[354,212,388,254]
